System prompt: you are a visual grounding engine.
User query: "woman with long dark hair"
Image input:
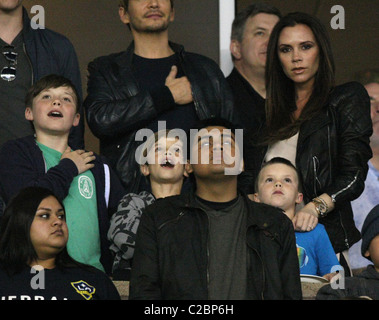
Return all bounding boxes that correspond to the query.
[0,187,120,300]
[246,12,372,275]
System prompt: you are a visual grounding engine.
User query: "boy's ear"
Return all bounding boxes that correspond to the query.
[296,192,304,204]
[253,193,260,203]
[364,250,370,258]
[72,113,80,127]
[140,164,150,177]
[25,107,33,121]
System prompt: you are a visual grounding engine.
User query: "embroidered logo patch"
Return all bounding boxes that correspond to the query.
[71,280,96,300]
[78,176,93,199]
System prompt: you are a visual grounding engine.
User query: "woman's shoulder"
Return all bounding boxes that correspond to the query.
[328,82,371,126]
[329,81,369,105]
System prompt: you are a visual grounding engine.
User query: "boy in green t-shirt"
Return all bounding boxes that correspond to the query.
[0,75,125,274]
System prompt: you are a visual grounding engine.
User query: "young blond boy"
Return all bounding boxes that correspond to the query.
[0,75,125,274]
[107,130,189,280]
[254,157,341,280]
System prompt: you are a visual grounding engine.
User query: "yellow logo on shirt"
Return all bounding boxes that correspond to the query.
[71,280,96,300]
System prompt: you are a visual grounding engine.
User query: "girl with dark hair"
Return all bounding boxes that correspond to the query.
[0,187,120,300]
[245,12,372,275]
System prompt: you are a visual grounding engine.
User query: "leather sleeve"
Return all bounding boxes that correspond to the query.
[84,58,159,140]
[324,82,373,203]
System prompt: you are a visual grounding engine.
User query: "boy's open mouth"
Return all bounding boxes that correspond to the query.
[48,110,63,118]
[160,159,175,168]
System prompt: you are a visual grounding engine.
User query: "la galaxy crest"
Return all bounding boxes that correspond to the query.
[71,281,96,300]
[78,175,93,199]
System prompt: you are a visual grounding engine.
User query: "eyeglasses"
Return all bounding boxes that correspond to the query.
[1,47,18,82]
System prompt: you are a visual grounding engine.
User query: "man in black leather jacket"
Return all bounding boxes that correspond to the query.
[84,0,234,193]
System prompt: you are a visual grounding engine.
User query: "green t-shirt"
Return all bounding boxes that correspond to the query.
[37,142,104,272]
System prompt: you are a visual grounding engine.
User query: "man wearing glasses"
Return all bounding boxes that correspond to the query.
[0,0,84,150]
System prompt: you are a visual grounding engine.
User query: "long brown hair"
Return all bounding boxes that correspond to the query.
[264,12,335,144]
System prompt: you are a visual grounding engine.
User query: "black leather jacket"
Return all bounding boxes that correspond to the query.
[84,42,234,193]
[245,82,373,253]
[129,193,302,300]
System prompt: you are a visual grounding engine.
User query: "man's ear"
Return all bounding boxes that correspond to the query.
[140,164,150,177]
[230,40,242,60]
[25,107,33,121]
[186,162,194,175]
[169,8,175,22]
[119,6,130,24]
[364,250,370,258]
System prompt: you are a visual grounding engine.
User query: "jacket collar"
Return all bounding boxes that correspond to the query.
[21,7,31,35]
[180,191,279,232]
[298,109,331,144]
[360,265,379,280]
[22,6,39,40]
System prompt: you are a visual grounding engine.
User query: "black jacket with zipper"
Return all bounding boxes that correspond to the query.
[84,41,235,193]
[129,192,302,300]
[244,82,373,253]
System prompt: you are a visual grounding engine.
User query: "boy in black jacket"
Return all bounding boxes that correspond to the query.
[129,118,301,300]
[0,75,125,274]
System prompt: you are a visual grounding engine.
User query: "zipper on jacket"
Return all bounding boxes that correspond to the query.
[157,211,185,231]
[247,243,265,300]
[339,209,350,249]
[331,171,360,250]
[312,156,321,195]
[330,171,359,203]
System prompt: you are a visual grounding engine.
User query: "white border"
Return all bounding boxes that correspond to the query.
[219,0,235,77]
